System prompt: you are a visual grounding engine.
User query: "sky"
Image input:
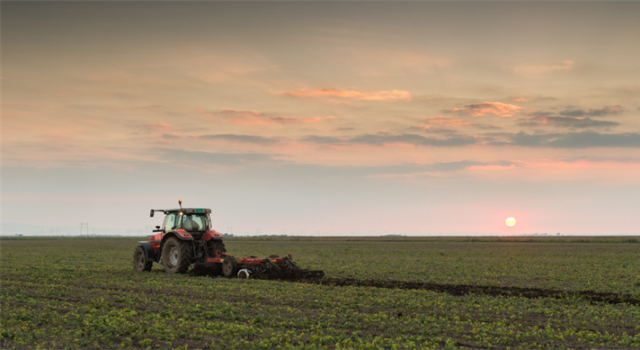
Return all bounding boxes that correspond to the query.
[2,1,640,236]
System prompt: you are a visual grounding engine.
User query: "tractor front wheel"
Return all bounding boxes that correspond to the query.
[133,245,153,272]
[162,237,192,274]
[222,257,239,278]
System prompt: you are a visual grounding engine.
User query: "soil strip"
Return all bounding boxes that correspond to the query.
[188,266,639,305]
[295,277,640,305]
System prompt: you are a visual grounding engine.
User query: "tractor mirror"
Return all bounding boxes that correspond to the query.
[150,209,154,217]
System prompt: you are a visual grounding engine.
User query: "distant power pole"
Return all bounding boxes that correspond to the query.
[79,222,89,236]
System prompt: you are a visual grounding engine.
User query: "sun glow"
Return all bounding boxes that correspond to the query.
[505,217,517,227]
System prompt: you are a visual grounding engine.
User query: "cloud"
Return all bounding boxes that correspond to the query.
[143,123,176,131]
[301,133,474,146]
[301,135,344,144]
[302,132,481,147]
[508,95,557,103]
[217,108,335,125]
[445,102,522,117]
[424,117,471,126]
[518,116,620,128]
[505,131,640,148]
[560,105,623,117]
[412,116,503,132]
[510,96,530,102]
[162,134,182,140]
[409,125,456,134]
[367,161,482,176]
[199,134,279,145]
[281,88,412,101]
[219,108,265,118]
[513,60,575,76]
[408,117,469,133]
[517,105,624,128]
[267,116,336,124]
[363,160,523,178]
[159,149,279,166]
[349,133,478,147]
[548,132,640,148]
[476,125,504,130]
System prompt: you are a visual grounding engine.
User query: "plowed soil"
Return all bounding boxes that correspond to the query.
[305,277,640,305]
[188,266,640,305]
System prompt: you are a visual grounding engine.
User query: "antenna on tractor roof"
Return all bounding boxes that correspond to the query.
[178,199,183,210]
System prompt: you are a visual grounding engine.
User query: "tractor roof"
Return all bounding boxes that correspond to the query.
[164,208,211,214]
[150,208,211,217]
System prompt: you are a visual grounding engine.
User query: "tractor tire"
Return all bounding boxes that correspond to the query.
[222,257,240,278]
[162,237,192,274]
[207,240,226,257]
[133,245,153,272]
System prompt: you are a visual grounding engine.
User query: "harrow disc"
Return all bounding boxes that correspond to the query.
[248,256,325,280]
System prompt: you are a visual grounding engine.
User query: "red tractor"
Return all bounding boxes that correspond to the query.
[134,200,324,279]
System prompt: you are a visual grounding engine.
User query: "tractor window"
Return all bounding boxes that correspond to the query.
[163,213,177,233]
[178,214,210,231]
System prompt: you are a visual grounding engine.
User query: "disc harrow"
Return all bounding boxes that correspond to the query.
[189,252,325,280]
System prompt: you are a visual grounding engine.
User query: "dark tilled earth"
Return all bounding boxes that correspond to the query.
[189,266,640,305]
[308,278,640,305]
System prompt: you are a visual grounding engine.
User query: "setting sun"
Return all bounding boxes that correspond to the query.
[505,217,517,227]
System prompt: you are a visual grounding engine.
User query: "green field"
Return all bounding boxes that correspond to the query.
[2,237,640,349]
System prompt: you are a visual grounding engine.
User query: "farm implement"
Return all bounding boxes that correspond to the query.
[133,200,324,280]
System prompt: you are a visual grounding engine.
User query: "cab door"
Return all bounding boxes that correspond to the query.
[163,213,177,234]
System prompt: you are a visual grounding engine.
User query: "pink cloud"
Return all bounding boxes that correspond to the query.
[219,108,336,125]
[415,116,504,131]
[412,125,455,133]
[424,117,472,126]
[466,163,521,171]
[510,96,529,102]
[220,108,265,118]
[513,60,575,77]
[144,123,176,131]
[445,102,522,117]
[269,116,336,124]
[225,117,268,126]
[281,88,412,101]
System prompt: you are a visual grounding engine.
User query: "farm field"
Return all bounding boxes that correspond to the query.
[2,237,640,349]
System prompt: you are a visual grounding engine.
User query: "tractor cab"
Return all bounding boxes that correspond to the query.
[154,209,212,234]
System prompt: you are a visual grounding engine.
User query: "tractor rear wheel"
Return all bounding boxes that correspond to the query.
[162,237,192,274]
[207,240,226,257]
[222,257,239,278]
[133,245,153,272]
